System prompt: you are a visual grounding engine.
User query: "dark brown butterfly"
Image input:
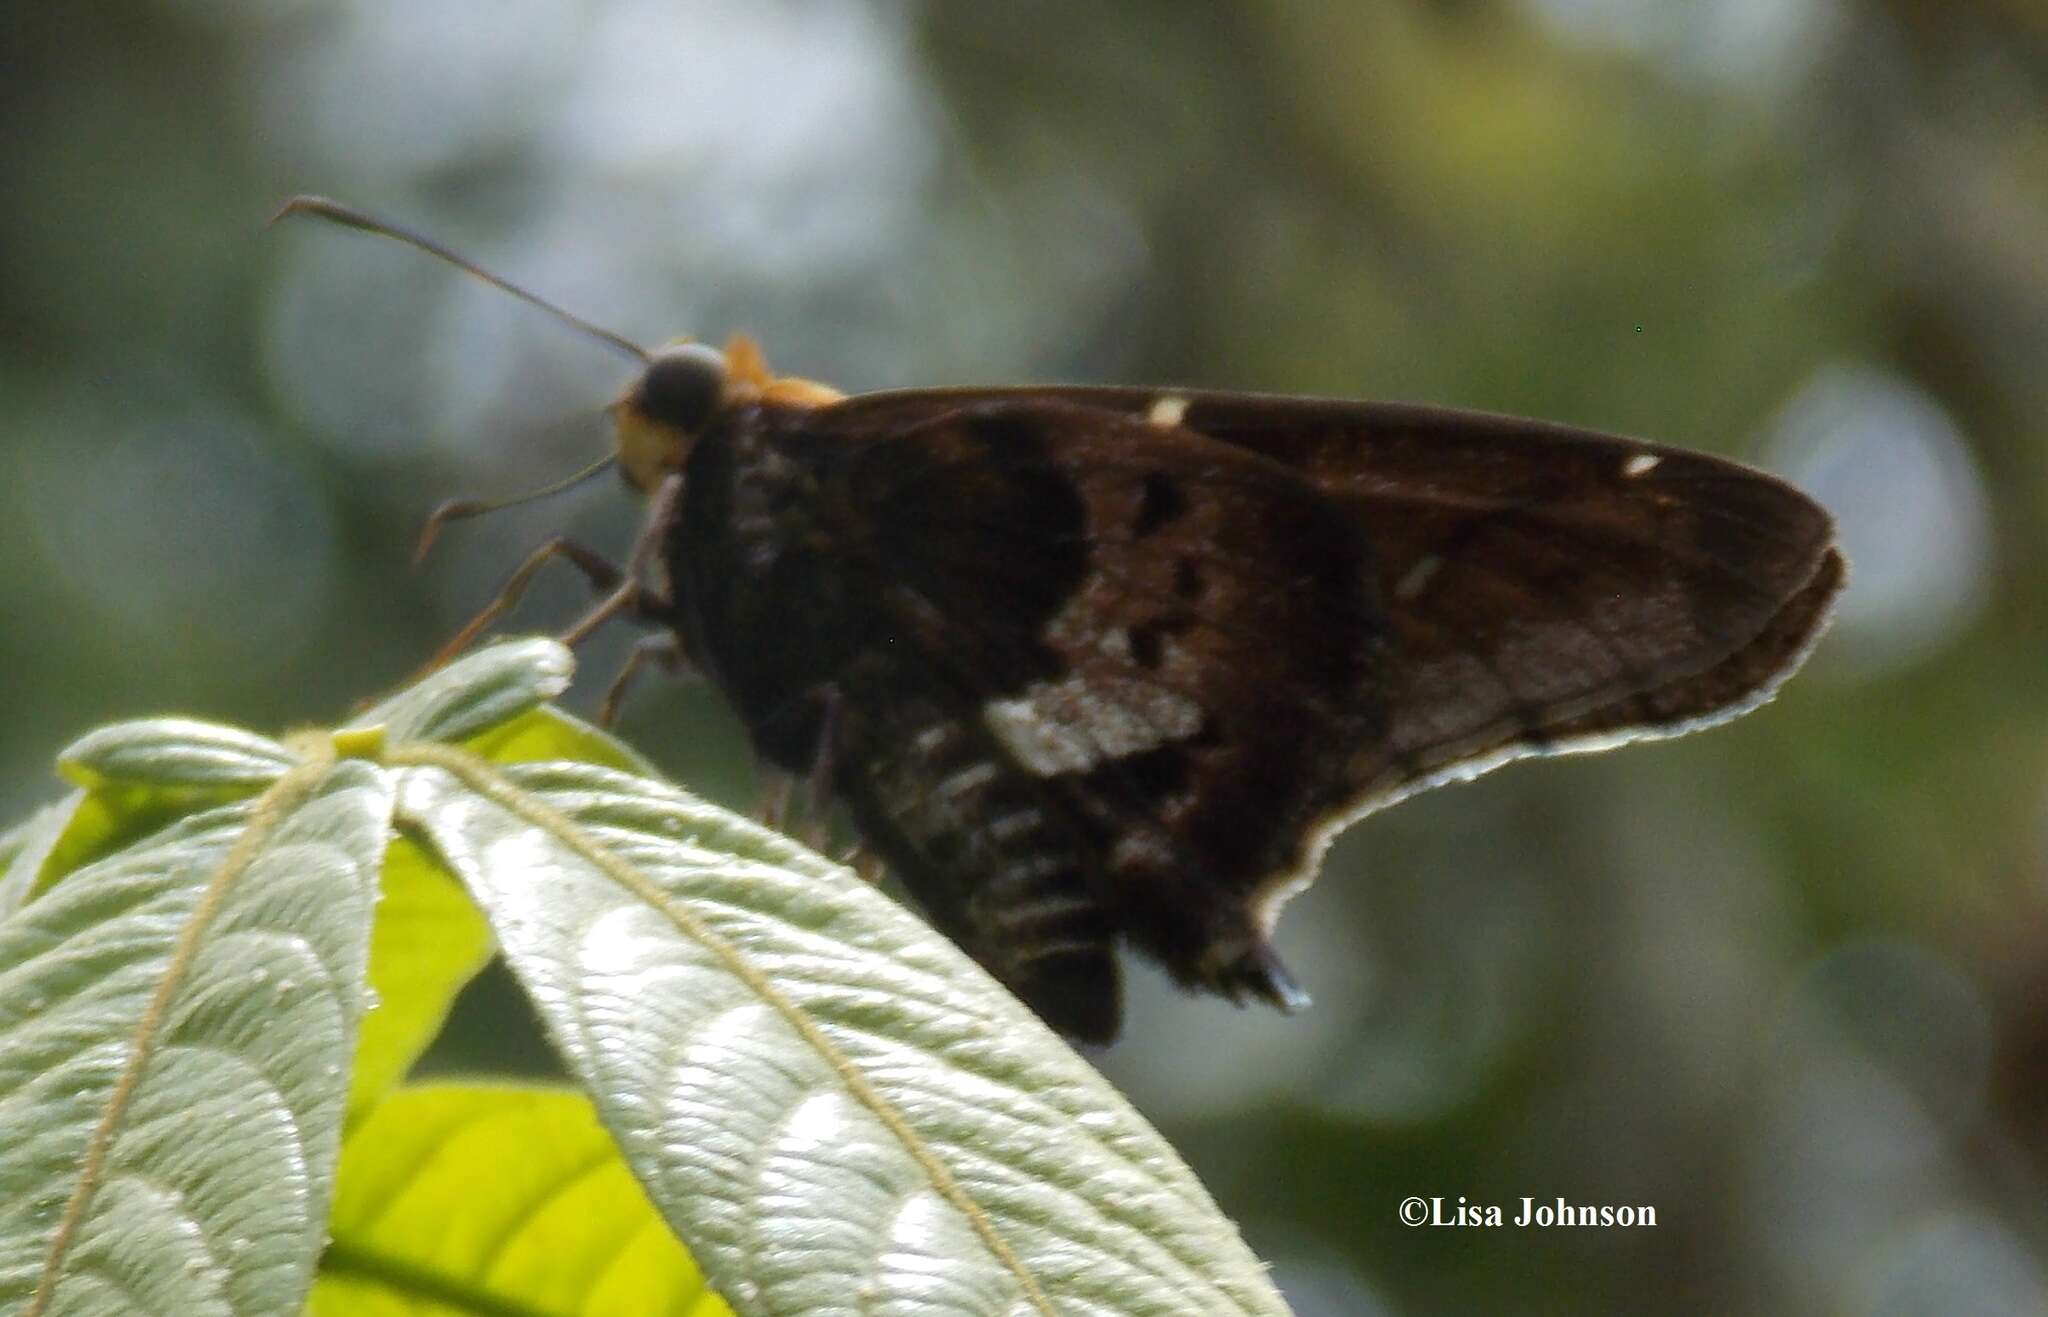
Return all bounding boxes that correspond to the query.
[280,198,1844,1045]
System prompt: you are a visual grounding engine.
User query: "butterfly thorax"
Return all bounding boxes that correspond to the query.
[667,403,863,770]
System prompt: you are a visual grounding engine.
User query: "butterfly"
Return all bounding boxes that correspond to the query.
[280,198,1844,1044]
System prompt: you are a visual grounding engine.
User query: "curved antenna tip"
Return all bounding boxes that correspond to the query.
[259,194,649,364]
[413,498,483,566]
[267,195,356,230]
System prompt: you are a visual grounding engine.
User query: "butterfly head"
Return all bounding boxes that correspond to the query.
[611,341,726,492]
[610,334,845,493]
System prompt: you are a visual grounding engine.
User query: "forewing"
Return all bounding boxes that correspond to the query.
[796,390,1840,1030]
[824,385,1843,793]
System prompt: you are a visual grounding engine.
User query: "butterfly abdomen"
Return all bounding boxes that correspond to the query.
[836,683,1124,1043]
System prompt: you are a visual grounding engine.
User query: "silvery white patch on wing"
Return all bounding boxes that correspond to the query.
[1147,395,1190,428]
[984,672,1204,777]
[1623,452,1662,477]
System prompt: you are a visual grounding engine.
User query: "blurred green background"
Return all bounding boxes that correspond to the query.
[5,2,2045,1313]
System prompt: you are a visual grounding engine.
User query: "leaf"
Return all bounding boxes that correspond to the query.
[463,703,658,777]
[340,669,651,1125]
[0,759,392,1316]
[0,796,79,921]
[344,835,494,1126]
[350,638,574,746]
[396,753,1292,1317]
[309,1083,730,1316]
[58,720,298,792]
[7,720,306,912]
[0,815,29,871]
[1,640,1284,1313]
[9,648,611,1139]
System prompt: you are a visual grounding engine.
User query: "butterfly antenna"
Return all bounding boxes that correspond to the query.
[269,195,641,555]
[413,451,618,564]
[268,195,650,364]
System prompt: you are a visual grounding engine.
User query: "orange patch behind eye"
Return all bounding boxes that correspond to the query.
[722,333,845,409]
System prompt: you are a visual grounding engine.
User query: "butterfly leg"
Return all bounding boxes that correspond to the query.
[796,691,846,852]
[842,847,886,886]
[829,838,886,884]
[425,536,631,672]
[754,772,796,831]
[559,472,683,649]
[744,682,848,847]
[596,632,690,728]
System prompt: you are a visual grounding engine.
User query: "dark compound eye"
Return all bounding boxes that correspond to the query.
[636,343,728,431]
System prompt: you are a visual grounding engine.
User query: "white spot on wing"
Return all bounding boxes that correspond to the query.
[984,673,1204,777]
[1146,395,1190,428]
[1622,452,1661,478]
[983,697,1092,775]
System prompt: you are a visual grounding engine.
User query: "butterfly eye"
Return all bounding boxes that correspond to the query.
[636,343,729,432]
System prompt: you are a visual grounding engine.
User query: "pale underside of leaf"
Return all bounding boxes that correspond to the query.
[2,640,1288,1315]
[0,761,392,1316]
[57,720,298,792]
[396,755,1290,1317]
[0,795,80,921]
[349,637,575,746]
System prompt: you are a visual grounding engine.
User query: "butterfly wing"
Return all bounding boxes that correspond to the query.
[824,385,1842,801]
[690,389,1840,1040]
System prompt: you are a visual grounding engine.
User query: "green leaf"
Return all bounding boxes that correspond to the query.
[0,796,79,921]
[2,641,1281,1313]
[9,721,306,911]
[309,1083,730,1316]
[341,652,643,1125]
[397,754,1291,1317]
[30,784,273,908]
[57,719,297,792]
[463,704,658,777]
[345,835,494,1126]
[350,638,574,745]
[0,760,393,1316]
